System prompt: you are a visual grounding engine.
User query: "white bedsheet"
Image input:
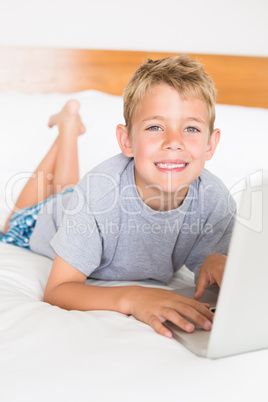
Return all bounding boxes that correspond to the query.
[0,242,267,402]
[1,91,268,401]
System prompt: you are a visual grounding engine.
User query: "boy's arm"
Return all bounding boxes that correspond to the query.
[44,254,214,338]
[194,253,226,300]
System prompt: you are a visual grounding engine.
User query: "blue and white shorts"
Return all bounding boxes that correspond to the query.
[0,188,73,249]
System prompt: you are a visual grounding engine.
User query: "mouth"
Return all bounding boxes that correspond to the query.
[154,160,188,172]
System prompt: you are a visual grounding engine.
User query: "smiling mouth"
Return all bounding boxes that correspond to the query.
[155,162,188,170]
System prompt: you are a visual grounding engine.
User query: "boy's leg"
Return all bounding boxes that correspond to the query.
[4,99,85,232]
[49,99,85,195]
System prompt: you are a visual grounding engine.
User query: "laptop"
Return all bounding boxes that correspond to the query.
[165,170,268,359]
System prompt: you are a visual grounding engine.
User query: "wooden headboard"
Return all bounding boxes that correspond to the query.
[0,46,267,108]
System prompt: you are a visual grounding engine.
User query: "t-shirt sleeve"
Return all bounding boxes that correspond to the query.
[50,187,103,276]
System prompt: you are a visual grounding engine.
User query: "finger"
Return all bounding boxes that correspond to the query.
[161,309,195,333]
[149,315,174,338]
[191,300,214,322]
[176,294,214,320]
[149,312,195,337]
[194,274,210,300]
[213,269,223,287]
[173,304,213,331]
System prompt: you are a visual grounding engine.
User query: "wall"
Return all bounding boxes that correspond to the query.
[0,0,267,56]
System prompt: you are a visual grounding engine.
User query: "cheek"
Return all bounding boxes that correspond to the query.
[134,136,156,157]
[188,139,207,159]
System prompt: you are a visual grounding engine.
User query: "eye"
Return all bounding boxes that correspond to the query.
[184,126,199,133]
[147,125,162,131]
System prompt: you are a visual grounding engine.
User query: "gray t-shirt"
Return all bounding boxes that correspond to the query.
[30,153,236,284]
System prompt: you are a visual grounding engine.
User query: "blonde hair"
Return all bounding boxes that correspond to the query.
[123,54,217,134]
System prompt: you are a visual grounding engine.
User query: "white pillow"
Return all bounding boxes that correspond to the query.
[208,104,268,191]
[0,90,267,231]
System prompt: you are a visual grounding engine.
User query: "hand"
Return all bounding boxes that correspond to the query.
[124,286,214,338]
[194,253,227,300]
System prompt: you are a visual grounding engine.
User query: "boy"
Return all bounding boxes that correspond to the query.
[2,55,235,338]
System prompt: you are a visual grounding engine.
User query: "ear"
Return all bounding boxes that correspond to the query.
[116,124,134,158]
[206,128,221,161]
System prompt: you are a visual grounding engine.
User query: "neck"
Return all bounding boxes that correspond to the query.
[136,186,189,211]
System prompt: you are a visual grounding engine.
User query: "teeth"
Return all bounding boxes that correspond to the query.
[155,163,187,169]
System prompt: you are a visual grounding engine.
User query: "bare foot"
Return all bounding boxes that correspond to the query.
[48,99,85,136]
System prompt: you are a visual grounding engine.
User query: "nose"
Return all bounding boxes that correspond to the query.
[162,130,184,151]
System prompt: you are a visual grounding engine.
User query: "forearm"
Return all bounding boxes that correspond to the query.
[43,282,137,314]
[44,281,214,338]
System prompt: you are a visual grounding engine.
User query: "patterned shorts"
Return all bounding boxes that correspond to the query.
[0,188,73,249]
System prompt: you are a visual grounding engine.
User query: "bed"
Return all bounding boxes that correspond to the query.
[0,47,268,402]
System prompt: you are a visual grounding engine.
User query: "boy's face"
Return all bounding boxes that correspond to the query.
[116,84,220,211]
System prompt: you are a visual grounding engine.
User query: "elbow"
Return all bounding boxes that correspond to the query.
[43,287,53,305]
[43,283,71,310]
[43,283,60,306]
